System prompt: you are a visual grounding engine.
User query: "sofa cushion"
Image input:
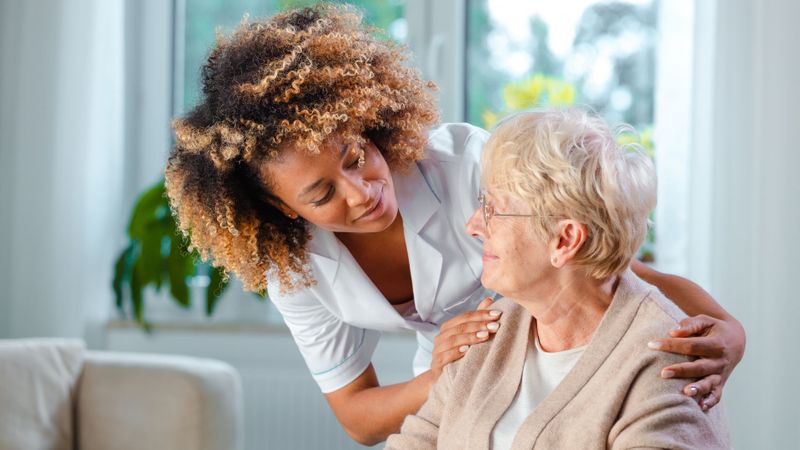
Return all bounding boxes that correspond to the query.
[77,351,243,450]
[0,338,85,450]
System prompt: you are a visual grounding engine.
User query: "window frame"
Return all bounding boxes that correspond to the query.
[131,0,711,323]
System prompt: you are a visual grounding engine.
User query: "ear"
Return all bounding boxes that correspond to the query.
[549,220,587,268]
[267,196,299,220]
[259,160,301,220]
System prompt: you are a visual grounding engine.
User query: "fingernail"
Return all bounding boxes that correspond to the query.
[701,402,709,411]
[459,345,469,353]
[489,310,502,317]
[647,341,662,350]
[671,324,682,332]
[687,386,699,396]
[487,322,500,331]
[661,369,674,379]
[476,331,489,339]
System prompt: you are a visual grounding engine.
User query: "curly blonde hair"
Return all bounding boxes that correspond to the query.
[165,4,439,294]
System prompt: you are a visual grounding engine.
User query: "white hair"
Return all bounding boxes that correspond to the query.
[482,108,657,279]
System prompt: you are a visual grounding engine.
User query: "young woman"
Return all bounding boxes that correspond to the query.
[165,4,745,445]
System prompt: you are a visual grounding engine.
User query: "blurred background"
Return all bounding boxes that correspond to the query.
[1,0,798,448]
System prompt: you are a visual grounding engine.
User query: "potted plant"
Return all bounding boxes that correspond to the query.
[112,180,234,329]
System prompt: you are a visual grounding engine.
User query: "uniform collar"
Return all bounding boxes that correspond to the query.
[306,161,444,324]
[393,161,440,233]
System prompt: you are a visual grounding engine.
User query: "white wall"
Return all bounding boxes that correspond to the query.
[0,0,126,343]
[701,0,800,447]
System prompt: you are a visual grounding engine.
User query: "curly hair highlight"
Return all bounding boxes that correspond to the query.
[165,4,439,294]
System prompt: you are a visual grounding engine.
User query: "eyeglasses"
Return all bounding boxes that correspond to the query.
[478,191,534,226]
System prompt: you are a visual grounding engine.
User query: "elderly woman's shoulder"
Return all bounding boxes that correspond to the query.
[640,290,687,331]
[624,273,687,336]
[616,276,702,372]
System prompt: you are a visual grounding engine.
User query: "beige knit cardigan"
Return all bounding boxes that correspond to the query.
[385,270,730,449]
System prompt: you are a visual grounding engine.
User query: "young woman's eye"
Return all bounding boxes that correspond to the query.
[346,146,364,169]
[312,187,334,206]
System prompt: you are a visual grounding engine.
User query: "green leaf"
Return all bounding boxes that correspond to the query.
[131,262,144,324]
[168,235,191,308]
[127,181,167,240]
[206,266,229,316]
[112,243,134,310]
[156,221,179,291]
[138,232,162,287]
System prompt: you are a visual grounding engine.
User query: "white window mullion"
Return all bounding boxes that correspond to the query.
[405,0,466,123]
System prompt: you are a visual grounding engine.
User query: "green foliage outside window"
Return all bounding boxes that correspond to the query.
[469,0,658,262]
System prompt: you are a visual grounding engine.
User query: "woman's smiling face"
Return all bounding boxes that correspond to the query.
[465,189,553,299]
[262,134,399,234]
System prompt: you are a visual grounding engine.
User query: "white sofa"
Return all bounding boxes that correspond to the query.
[0,338,243,450]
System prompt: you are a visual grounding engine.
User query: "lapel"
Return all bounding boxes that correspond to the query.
[304,161,444,329]
[393,162,444,322]
[307,226,406,329]
[509,270,651,449]
[467,302,532,450]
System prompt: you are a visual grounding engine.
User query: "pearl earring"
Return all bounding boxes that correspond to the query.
[552,257,558,265]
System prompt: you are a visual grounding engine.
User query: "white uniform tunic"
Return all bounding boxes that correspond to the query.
[267,123,497,393]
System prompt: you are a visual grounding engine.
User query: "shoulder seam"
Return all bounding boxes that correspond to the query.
[640,291,684,324]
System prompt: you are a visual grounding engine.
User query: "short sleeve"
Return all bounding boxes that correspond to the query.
[268,283,380,393]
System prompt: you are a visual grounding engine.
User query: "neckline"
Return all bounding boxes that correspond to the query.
[531,322,590,356]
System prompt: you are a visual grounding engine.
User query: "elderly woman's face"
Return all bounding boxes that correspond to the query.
[465,190,553,298]
[264,134,399,234]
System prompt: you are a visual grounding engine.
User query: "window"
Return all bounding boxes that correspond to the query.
[164,0,694,321]
[466,0,659,261]
[177,0,407,112]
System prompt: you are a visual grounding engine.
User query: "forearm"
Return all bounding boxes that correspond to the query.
[630,259,733,320]
[326,368,435,445]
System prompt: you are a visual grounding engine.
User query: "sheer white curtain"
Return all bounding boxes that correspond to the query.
[709,1,800,447]
[657,0,800,447]
[0,0,126,343]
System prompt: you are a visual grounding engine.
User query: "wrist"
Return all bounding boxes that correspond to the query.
[414,369,436,394]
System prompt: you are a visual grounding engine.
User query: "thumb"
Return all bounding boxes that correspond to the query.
[670,315,715,337]
[477,297,494,310]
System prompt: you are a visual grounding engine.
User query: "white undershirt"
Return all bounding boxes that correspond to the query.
[490,329,586,450]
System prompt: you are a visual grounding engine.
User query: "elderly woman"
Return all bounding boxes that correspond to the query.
[386,109,730,449]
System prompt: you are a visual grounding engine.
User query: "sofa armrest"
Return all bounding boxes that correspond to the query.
[76,351,243,450]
